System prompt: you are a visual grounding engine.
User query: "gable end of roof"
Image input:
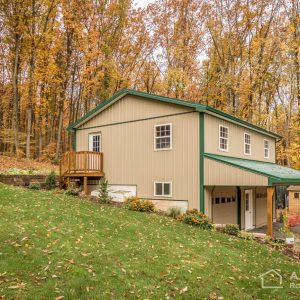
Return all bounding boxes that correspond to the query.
[67,89,281,140]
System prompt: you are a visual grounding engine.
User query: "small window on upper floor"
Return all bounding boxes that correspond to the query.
[264,139,269,158]
[154,124,172,150]
[244,133,251,155]
[219,125,229,151]
[295,192,299,199]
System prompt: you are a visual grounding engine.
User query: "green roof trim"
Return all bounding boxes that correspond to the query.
[67,89,281,139]
[204,153,300,185]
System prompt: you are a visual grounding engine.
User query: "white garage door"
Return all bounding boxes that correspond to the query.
[212,192,237,225]
[91,184,137,202]
[108,185,137,202]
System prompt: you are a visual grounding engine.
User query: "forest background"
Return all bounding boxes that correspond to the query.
[0,0,299,168]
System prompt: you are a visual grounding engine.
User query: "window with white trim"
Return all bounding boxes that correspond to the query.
[244,133,251,155]
[219,125,229,151]
[154,182,172,197]
[154,124,172,150]
[264,139,269,158]
[89,133,101,152]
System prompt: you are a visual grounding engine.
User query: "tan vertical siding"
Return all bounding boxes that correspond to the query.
[204,114,276,162]
[79,95,193,129]
[255,187,267,227]
[204,158,268,186]
[76,96,200,210]
[204,187,213,218]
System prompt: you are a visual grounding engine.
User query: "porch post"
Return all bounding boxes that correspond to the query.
[267,187,274,237]
[237,187,241,229]
[83,176,87,195]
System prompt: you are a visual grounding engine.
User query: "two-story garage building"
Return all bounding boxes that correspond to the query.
[62,89,300,236]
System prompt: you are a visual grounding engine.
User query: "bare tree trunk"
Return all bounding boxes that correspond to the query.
[55,100,64,161]
[26,0,36,159]
[290,0,300,121]
[26,55,35,159]
[26,106,32,158]
[12,35,21,156]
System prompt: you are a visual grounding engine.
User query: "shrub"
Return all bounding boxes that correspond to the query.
[124,197,155,212]
[277,209,285,223]
[65,188,80,196]
[4,168,38,175]
[28,182,41,190]
[223,224,240,236]
[288,215,300,227]
[167,206,182,218]
[98,176,111,203]
[177,209,213,230]
[45,171,56,190]
[279,214,294,237]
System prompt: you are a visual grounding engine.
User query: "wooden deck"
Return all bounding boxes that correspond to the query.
[60,151,104,193]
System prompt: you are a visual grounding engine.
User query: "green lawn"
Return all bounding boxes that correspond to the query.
[0,184,300,299]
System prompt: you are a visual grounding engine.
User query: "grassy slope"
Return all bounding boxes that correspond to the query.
[0,184,299,299]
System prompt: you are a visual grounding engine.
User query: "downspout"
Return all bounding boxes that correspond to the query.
[73,128,76,151]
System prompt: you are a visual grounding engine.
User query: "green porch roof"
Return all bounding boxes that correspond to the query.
[67,89,281,140]
[204,153,300,185]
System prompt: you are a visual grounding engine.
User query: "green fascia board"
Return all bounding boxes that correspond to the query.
[269,178,300,185]
[67,89,281,139]
[204,153,300,185]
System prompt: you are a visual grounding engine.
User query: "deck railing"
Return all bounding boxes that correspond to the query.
[60,151,103,176]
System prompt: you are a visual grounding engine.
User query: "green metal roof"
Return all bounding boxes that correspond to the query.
[67,89,281,139]
[204,153,300,185]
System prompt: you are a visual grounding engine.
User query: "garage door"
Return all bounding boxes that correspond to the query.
[212,190,237,225]
[108,185,137,202]
[91,184,137,202]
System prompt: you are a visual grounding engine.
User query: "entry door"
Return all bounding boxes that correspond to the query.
[245,190,254,230]
[88,133,102,171]
[89,133,101,152]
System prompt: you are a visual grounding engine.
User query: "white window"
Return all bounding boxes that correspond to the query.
[89,133,101,152]
[219,125,229,151]
[154,124,172,150]
[244,133,251,155]
[264,139,269,158]
[154,182,172,197]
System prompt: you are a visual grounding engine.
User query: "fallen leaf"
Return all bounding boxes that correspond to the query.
[180,286,188,294]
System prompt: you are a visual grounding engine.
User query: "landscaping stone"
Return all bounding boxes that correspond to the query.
[0,174,58,187]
